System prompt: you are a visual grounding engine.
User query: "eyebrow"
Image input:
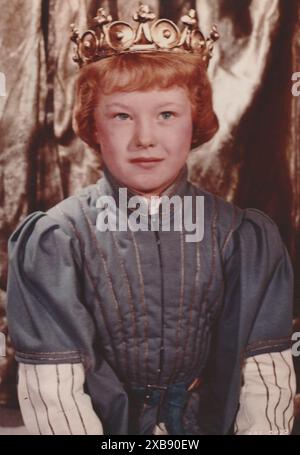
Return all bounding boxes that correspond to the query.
[105,102,184,109]
[104,103,132,110]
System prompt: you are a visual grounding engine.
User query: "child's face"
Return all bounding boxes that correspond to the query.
[94,86,193,195]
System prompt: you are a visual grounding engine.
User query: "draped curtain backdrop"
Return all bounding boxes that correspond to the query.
[0,0,299,410]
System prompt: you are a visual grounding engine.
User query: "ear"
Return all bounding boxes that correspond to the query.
[93,128,98,144]
[92,127,102,154]
[93,123,100,145]
[191,122,198,145]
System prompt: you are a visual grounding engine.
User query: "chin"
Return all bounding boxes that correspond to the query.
[130,179,164,193]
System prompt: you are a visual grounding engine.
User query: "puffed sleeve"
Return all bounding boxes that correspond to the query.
[6,210,96,365]
[198,207,295,435]
[225,208,294,356]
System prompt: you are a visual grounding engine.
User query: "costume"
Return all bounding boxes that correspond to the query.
[5,4,296,436]
[6,164,295,434]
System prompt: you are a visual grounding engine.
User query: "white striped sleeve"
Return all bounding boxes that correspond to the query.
[234,349,296,435]
[17,363,104,435]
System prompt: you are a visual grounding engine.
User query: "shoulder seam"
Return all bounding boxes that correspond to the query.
[244,207,276,226]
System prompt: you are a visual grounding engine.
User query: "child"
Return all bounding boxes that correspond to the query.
[6,5,296,435]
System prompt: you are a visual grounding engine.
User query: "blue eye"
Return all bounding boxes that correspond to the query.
[160,111,174,120]
[114,113,130,120]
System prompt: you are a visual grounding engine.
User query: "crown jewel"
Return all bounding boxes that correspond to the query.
[70,3,219,69]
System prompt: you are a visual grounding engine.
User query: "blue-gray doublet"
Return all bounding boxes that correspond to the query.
[6,164,293,434]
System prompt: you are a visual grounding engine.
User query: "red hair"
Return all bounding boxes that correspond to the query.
[73,52,218,151]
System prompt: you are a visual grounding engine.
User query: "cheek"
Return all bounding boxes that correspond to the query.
[172,118,193,146]
[95,120,109,140]
[95,119,130,144]
[95,121,116,151]
[183,119,193,138]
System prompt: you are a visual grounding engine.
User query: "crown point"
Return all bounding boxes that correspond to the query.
[210,25,220,42]
[188,9,197,19]
[133,4,156,23]
[93,7,112,26]
[181,9,198,28]
[70,24,80,44]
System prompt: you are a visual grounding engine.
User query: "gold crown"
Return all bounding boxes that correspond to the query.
[70,3,219,69]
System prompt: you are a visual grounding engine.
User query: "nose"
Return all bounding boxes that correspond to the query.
[133,117,157,149]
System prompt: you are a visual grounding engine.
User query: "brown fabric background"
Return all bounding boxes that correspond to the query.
[0,0,299,414]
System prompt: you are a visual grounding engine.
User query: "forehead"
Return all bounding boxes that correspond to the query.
[98,86,191,109]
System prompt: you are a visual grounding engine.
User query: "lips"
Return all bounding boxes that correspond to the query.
[130,157,163,163]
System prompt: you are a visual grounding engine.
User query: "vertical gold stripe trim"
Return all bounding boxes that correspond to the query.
[77,199,130,379]
[180,231,201,377]
[253,356,272,431]
[269,353,282,434]
[33,365,55,434]
[23,364,42,435]
[130,231,150,385]
[70,364,88,435]
[111,230,140,383]
[56,365,72,434]
[279,351,294,432]
[188,195,219,378]
[168,230,185,384]
[56,206,124,376]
